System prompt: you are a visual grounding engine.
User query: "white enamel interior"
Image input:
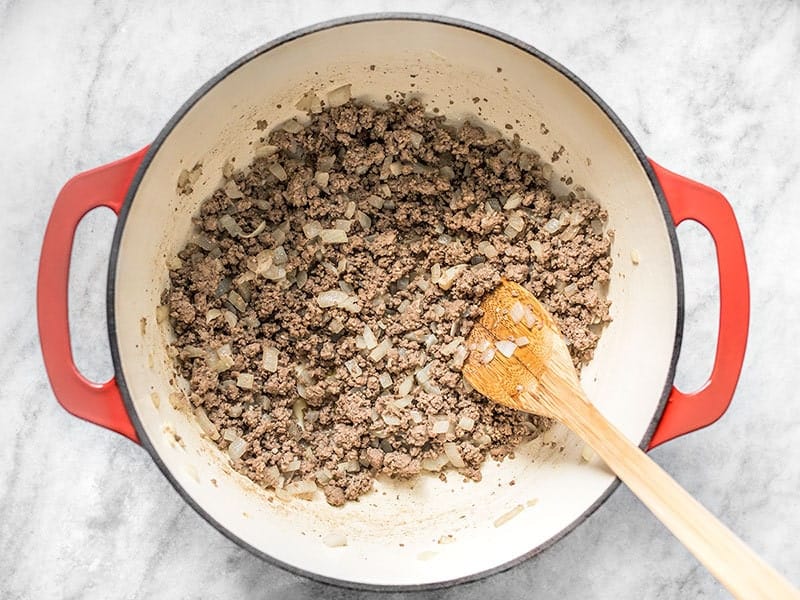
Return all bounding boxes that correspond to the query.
[113,19,679,587]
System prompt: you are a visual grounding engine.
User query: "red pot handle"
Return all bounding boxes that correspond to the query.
[37,147,150,443]
[647,161,750,448]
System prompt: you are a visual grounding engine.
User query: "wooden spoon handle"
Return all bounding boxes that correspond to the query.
[555,397,799,599]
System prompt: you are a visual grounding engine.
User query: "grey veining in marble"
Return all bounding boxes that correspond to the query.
[1,1,798,598]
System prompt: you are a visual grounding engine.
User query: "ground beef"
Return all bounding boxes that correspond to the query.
[165,98,612,505]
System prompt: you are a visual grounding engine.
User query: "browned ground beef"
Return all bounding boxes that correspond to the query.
[165,98,612,505]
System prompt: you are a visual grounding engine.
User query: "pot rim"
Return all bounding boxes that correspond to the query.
[107,12,684,592]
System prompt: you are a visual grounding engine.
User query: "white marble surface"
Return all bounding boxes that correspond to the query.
[1,0,798,597]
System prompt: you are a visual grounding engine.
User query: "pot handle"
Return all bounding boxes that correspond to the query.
[37,147,150,443]
[647,161,750,448]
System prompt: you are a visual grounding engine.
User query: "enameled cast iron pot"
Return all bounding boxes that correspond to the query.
[37,15,750,591]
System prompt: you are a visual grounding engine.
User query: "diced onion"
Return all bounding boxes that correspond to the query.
[262,345,279,372]
[317,155,336,172]
[516,336,530,347]
[345,359,362,378]
[410,410,424,424]
[473,431,492,446]
[437,264,467,290]
[327,84,352,107]
[182,345,206,359]
[367,194,384,209]
[450,346,468,369]
[222,310,238,328]
[263,265,286,281]
[440,337,464,356]
[280,119,304,133]
[382,413,401,426]
[319,229,348,244]
[272,246,288,265]
[481,348,496,364]
[334,219,353,232]
[504,192,523,210]
[422,382,442,395]
[393,396,413,409]
[362,325,378,350]
[228,290,247,312]
[338,459,360,473]
[369,339,392,362]
[378,372,393,389]
[195,407,220,440]
[323,531,348,547]
[398,375,415,396]
[458,416,475,431]
[509,301,524,323]
[355,210,372,231]
[523,306,538,329]
[219,214,243,237]
[303,220,322,239]
[237,373,254,389]
[224,180,243,199]
[530,240,545,262]
[508,214,525,232]
[560,225,579,241]
[439,165,455,180]
[228,437,247,461]
[421,454,449,472]
[408,131,423,149]
[478,241,498,259]
[156,304,170,324]
[268,162,288,181]
[283,459,302,472]
[212,352,235,373]
[432,419,450,434]
[430,263,441,283]
[315,468,333,485]
[314,171,329,188]
[415,362,433,384]
[254,144,278,158]
[292,398,307,426]
[316,290,349,308]
[543,218,562,234]
[166,256,183,270]
[495,340,517,358]
[424,334,437,350]
[443,442,465,468]
[581,444,596,462]
[286,480,317,500]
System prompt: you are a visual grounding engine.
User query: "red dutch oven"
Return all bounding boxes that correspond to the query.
[37,15,748,591]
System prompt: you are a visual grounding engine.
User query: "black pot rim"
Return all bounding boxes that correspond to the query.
[107,12,684,593]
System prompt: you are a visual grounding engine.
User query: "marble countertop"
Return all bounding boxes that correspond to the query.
[2,1,798,598]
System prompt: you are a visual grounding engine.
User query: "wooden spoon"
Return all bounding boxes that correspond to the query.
[462,279,798,600]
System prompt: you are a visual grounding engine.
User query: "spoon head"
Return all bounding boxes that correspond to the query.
[462,280,583,417]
